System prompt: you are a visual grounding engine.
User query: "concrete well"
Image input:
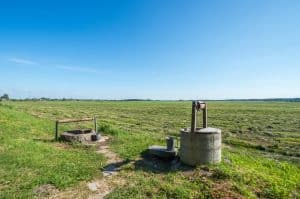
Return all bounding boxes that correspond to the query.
[60,129,97,143]
[180,127,221,166]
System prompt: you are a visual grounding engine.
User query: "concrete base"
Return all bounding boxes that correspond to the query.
[148,145,177,159]
[180,127,221,166]
[60,129,98,143]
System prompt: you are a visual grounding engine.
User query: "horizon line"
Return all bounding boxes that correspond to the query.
[2,97,300,102]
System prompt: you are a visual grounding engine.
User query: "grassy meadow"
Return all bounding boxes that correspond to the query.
[0,100,299,198]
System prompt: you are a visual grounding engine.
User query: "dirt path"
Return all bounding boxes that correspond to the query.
[41,136,125,199]
[87,136,125,199]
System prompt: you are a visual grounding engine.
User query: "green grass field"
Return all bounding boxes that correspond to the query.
[0,101,299,198]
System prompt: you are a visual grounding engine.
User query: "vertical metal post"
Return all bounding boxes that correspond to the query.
[166,137,175,151]
[94,116,97,133]
[55,121,59,141]
[203,104,207,128]
[191,101,197,133]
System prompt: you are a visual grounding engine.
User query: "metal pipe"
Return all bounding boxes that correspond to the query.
[166,137,175,151]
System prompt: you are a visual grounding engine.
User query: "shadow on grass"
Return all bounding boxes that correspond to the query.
[132,149,195,173]
[101,149,195,174]
[103,159,131,171]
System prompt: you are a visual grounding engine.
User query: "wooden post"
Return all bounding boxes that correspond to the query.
[55,121,59,141]
[191,101,197,133]
[94,116,97,133]
[203,104,207,128]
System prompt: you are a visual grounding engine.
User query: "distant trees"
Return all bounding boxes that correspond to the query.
[0,93,9,101]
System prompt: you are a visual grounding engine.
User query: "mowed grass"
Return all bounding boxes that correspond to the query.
[1,100,300,198]
[0,104,105,198]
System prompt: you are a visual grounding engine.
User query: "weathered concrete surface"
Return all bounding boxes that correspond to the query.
[60,129,96,143]
[180,127,221,166]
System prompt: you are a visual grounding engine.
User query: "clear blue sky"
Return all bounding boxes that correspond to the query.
[0,0,299,99]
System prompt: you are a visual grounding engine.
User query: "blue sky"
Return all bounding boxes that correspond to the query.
[0,0,299,99]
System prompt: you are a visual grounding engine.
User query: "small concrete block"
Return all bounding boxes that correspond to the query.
[148,145,177,159]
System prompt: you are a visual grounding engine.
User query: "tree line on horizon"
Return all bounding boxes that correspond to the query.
[0,93,299,102]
